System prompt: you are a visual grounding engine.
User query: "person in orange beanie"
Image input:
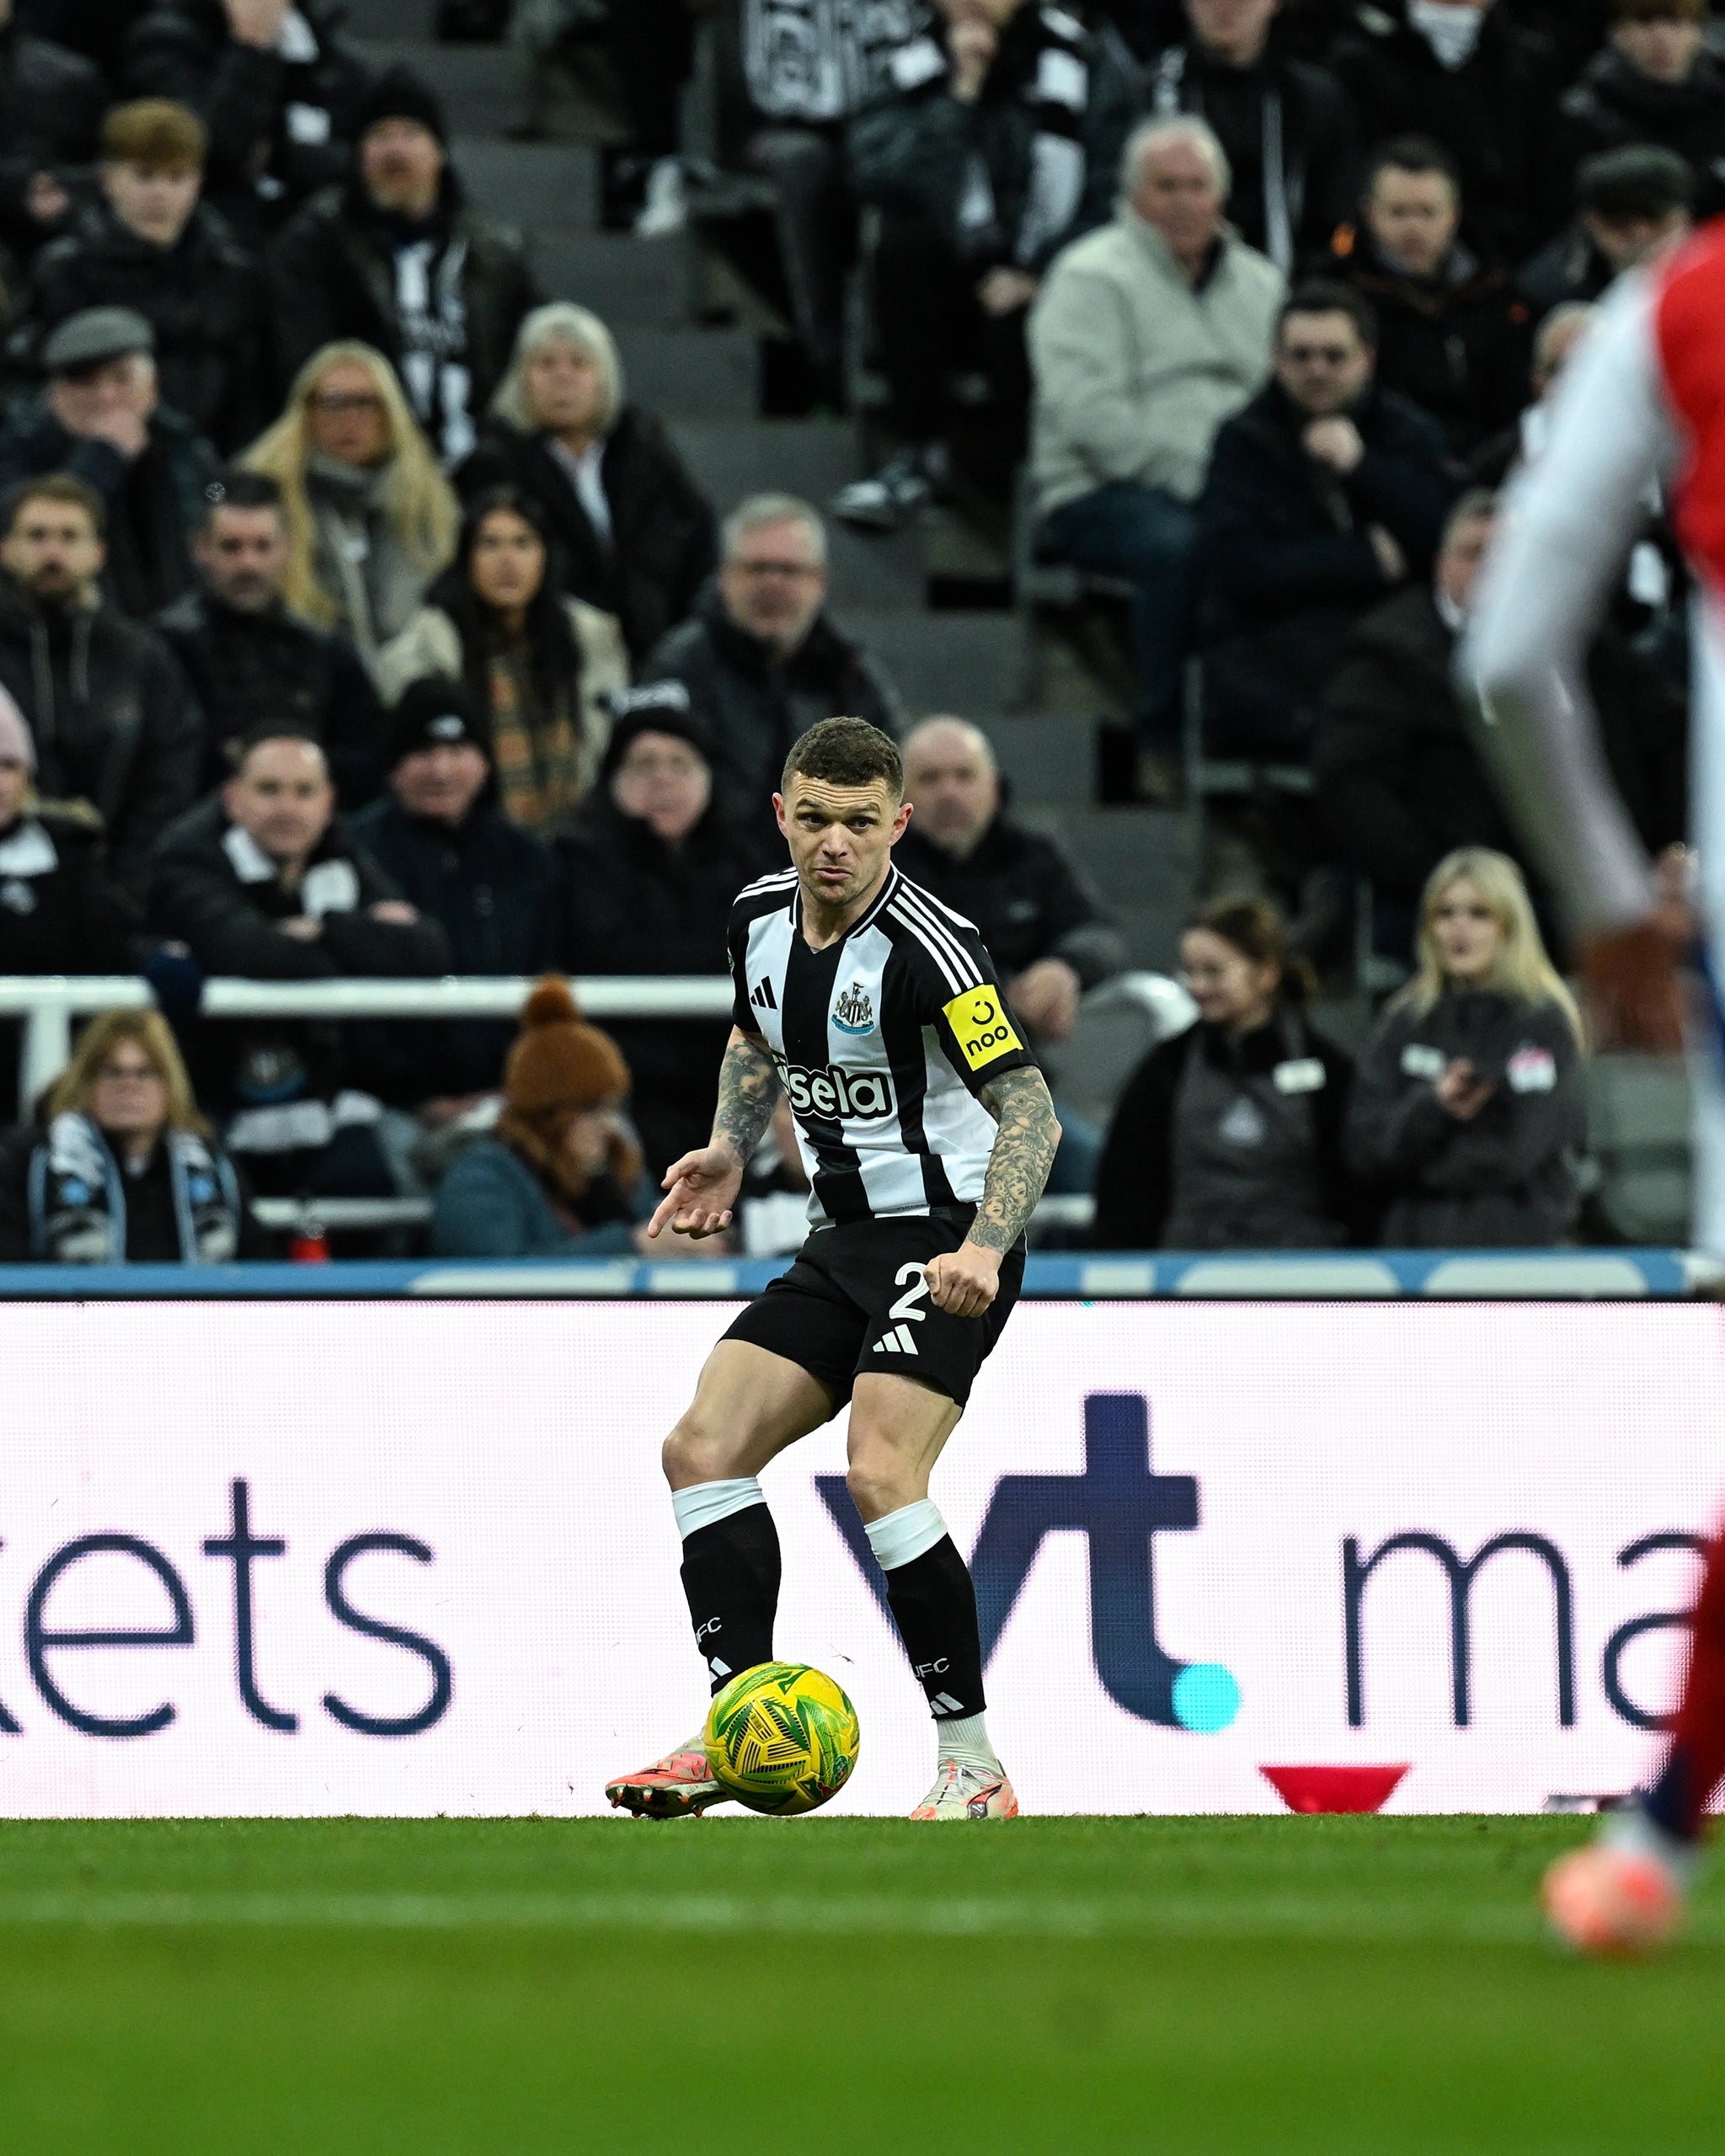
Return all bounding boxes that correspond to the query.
[430,978,654,1257]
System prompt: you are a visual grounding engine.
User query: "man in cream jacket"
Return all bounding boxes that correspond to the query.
[1028,115,1283,786]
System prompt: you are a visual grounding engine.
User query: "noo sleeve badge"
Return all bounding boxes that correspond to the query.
[943,987,1024,1073]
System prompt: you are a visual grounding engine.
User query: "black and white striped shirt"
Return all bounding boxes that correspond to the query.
[729,862,1037,1229]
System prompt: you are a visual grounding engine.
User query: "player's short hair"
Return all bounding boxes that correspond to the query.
[2,472,104,539]
[1279,280,1379,350]
[1365,134,1462,200]
[103,98,208,172]
[782,717,904,801]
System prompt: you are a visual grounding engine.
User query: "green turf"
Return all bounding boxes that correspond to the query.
[0,1816,1719,2152]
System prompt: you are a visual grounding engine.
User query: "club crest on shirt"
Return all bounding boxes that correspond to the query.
[833,983,875,1035]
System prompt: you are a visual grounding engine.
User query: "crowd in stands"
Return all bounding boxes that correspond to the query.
[0,0,1701,1263]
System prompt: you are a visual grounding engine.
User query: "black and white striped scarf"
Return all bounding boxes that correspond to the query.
[744,0,927,122]
[888,3,1092,267]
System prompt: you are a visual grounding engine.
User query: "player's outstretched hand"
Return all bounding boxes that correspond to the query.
[925,1241,1001,1321]
[649,1145,745,1241]
[1578,901,1692,1056]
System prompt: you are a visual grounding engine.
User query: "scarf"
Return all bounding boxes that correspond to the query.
[743,0,926,122]
[1151,44,1299,275]
[487,632,588,830]
[29,1111,241,1265]
[387,226,473,466]
[1407,0,1485,71]
[889,3,1091,266]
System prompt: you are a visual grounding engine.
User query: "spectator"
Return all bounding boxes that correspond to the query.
[0,0,105,264]
[1562,0,1725,216]
[123,0,373,250]
[377,485,628,834]
[350,674,563,1118]
[157,467,385,800]
[558,692,766,1181]
[243,340,460,676]
[1346,846,1586,1246]
[1464,299,1594,483]
[430,976,659,1259]
[838,0,1138,530]
[1199,280,1455,755]
[0,1007,267,1262]
[0,306,222,619]
[711,0,927,405]
[457,303,716,667]
[0,474,200,899]
[1030,115,1284,785]
[147,725,451,1193]
[0,689,137,985]
[1092,894,1357,1250]
[894,713,1124,1192]
[638,493,902,846]
[267,67,540,467]
[1327,0,1565,266]
[1333,136,1532,457]
[19,99,270,455]
[1519,143,1695,316]
[1142,0,1356,275]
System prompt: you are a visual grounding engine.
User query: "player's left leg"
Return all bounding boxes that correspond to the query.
[1544,1525,1725,1954]
[846,1373,1017,1821]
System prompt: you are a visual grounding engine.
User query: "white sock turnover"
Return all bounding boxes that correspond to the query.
[670,1477,766,1540]
[937,1711,1001,1775]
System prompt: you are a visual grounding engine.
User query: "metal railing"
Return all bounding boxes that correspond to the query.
[0,974,739,1115]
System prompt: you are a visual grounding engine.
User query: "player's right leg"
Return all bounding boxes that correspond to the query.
[1544,1524,1725,1953]
[606,1341,834,1818]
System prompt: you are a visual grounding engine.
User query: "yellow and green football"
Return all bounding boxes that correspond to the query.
[703,1662,861,1816]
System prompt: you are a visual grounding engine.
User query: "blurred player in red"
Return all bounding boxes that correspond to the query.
[1469,220,1725,1955]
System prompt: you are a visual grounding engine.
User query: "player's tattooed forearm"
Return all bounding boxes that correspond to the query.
[712,1031,782,1165]
[972,1067,1060,1253]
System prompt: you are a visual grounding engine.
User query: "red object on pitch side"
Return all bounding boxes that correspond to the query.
[1260,1764,1409,1815]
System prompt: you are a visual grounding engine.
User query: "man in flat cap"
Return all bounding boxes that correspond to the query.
[0,302,222,617]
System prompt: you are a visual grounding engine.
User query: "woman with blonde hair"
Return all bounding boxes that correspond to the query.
[1346,847,1587,1248]
[243,342,460,673]
[455,301,714,662]
[0,1010,264,1264]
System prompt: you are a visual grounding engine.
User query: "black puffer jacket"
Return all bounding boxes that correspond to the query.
[266,173,539,414]
[0,578,200,899]
[0,18,104,259]
[892,815,1125,994]
[1092,1011,1358,1251]
[1333,239,1532,458]
[1347,990,1585,1248]
[123,0,375,246]
[155,585,385,803]
[1562,46,1725,217]
[558,790,762,1177]
[1328,2,1566,266]
[455,409,716,665]
[21,198,270,452]
[1198,379,1455,746]
[849,4,1137,272]
[0,397,221,619]
[638,587,904,845]
[348,791,563,1102]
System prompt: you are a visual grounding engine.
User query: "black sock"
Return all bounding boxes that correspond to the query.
[883,1535,987,1719]
[679,1505,781,1695]
[1645,1743,1701,1843]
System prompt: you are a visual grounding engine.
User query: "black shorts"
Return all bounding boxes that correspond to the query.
[723,1213,1025,1410]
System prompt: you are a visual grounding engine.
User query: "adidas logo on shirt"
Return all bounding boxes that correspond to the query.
[750,979,777,1011]
[872,1325,920,1357]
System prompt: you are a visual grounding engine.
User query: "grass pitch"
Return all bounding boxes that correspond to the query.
[0,1817,1720,2152]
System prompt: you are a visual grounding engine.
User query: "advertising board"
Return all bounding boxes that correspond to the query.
[0,1300,1716,1817]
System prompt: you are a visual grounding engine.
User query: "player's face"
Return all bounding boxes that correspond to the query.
[775,774,911,914]
[1429,879,1503,983]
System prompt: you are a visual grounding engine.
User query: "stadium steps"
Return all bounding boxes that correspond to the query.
[531,231,697,328]
[613,327,759,422]
[449,135,599,232]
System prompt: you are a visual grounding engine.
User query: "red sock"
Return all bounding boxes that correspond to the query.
[1648,1530,1725,1840]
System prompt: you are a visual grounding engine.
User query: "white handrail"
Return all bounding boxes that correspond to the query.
[0,974,738,1114]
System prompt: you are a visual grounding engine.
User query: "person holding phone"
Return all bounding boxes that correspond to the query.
[1346,846,1586,1248]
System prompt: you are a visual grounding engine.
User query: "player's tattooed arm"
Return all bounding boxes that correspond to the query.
[711,1027,782,1167]
[971,1065,1061,1254]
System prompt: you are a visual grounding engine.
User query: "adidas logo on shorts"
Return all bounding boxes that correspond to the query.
[872,1324,919,1357]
